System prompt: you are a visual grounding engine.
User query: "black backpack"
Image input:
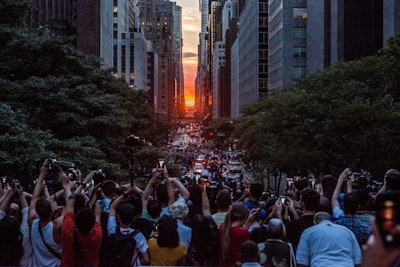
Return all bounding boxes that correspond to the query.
[106,227,139,267]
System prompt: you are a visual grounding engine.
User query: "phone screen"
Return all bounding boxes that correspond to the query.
[376,191,400,247]
[158,159,165,171]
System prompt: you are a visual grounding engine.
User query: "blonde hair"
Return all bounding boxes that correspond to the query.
[221,203,249,260]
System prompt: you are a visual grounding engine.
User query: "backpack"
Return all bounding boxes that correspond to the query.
[106,227,139,267]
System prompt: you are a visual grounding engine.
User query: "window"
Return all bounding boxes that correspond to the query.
[293,8,307,19]
[293,47,306,58]
[293,27,306,39]
[292,66,306,77]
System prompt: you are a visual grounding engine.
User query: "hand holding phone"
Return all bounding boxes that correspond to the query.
[158,158,165,171]
[376,191,400,247]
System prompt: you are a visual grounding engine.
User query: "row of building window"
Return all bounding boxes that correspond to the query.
[293,8,307,19]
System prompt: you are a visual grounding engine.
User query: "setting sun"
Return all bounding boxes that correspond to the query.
[185,96,195,107]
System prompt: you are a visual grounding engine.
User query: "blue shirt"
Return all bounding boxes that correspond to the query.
[243,199,266,220]
[296,220,362,267]
[335,214,371,245]
[176,219,192,248]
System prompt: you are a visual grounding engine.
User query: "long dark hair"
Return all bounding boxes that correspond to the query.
[190,214,219,265]
[0,216,23,265]
[157,215,179,248]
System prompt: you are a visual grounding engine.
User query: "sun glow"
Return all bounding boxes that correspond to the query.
[185,97,195,107]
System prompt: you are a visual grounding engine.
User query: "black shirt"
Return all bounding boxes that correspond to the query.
[286,215,314,249]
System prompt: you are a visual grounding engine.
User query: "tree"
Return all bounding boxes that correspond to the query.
[237,35,400,178]
[0,0,29,27]
[0,25,167,186]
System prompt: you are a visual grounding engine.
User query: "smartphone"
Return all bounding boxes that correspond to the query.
[309,178,316,189]
[1,176,7,189]
[286,177,294,189]
[279,195,286,204]
[157,158,165,171]
[376,191,400,247]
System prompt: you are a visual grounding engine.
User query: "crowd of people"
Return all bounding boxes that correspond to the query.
[1,160,400,267]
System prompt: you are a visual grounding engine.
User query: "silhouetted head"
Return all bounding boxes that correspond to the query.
[75,207,95,235]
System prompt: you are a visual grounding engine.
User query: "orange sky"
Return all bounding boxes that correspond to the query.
[175,0,200,101]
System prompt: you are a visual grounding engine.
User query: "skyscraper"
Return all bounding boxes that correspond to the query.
[268,0,307,91]
[307,0,384,73]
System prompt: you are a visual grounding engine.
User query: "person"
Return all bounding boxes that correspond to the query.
[168,201,192,248]
[361,217,400,267]
[237,240,262,267]
[286,188,320,250]
[243,182,267,220]
[186,179,219,266]
[29,162,62,267]
[97,180,117,212]
[60,170,103,267]
[258,218,296,267]
[0,186,24,266]
[212,189,232,228]
[219,203,258,267]
[107,188,149,266]
[332,168,371,245]
[153,166,190,217]
[296,212,362,267]
[317,195,332,214]
[320,174,337,202]
[142,168,163,223]
[375,169,400,196]
[147,214,187,266]
[131,197,155,240]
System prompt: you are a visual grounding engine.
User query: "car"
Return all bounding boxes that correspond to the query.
[229,161,242,173]
[193,163,204,174]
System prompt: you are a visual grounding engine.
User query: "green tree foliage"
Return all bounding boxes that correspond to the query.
[202,117,235,140]
[237,35,400,178]
[0,25,167,185]
[0,0,29,27]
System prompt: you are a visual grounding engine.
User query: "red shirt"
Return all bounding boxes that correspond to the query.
[61,211,103,267]
[219,224,250,267]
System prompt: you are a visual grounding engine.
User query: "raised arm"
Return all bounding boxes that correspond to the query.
[170,177,190,202]
[109,189,131,218]
[0,188,15,213]
[28,161,48,226]
[199,178,211,217]
[163,167,176,206]
[332,168,348,212]
[65,170,96,212]
[142,168,160,209]
[17,185,28,210]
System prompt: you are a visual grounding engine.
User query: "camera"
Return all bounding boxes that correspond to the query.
[84,179,95,192]
[376,191,400,247]
[66,168,79,181]
[126,135,141,147]
[10,179,21,189]
[347,169,374,191]
[93,169,105,185]
[46,159,75,173]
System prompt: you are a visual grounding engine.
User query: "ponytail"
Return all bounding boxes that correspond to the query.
[221,203,248,261]
[221,208,233,260]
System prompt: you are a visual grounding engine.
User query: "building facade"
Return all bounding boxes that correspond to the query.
[268,0,307,91]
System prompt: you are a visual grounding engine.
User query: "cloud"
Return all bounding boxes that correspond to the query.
[183,52,197,58]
